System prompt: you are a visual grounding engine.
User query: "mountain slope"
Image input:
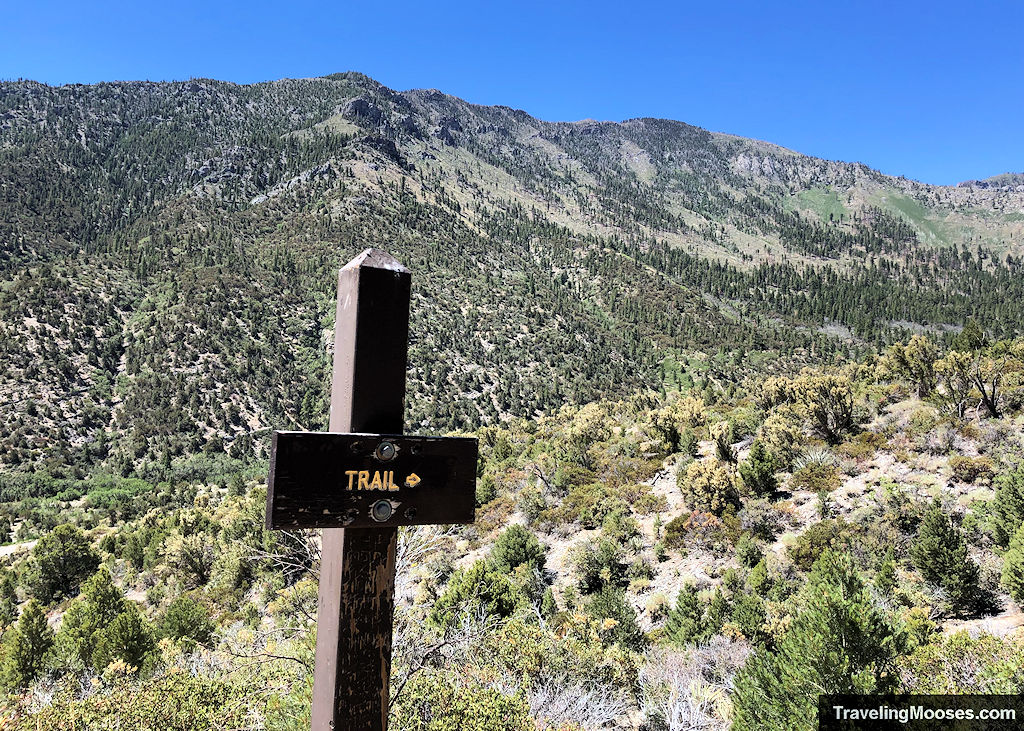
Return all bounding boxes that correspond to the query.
[1,72,1023,475]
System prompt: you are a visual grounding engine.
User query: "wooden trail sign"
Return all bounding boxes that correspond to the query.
[268,432,477,529]
[265,248,478,731]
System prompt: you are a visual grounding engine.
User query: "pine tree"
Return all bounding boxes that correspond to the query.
[735,533,763,568]
[992,464,1024,547]
[540,587,558,618]
[53,567,129,669]
[489,524,545,574]
[739,440,778,497]
[953,319,987,351]
[584,585,646,651]
[91,606,157,673]
[664,584,703,646]
[910,502,981,612]
[732,551,903,731]
[428,560,522,629]
[1001,524,1024,605]
[0,600,54,690]
[0,568,17,629]
[704,587,729,636]
[22,524,100,604]
[875,548,897,596]
[731,591,768,645]
[748,558,772,596]
[159,595,214,649]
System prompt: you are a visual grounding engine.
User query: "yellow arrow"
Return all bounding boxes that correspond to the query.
[405,473,421,488]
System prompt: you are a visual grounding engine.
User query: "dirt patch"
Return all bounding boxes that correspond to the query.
[942,601,1024,638]
[0,540,36,559]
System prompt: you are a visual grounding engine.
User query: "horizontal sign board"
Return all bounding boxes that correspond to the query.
[267,431,478,529]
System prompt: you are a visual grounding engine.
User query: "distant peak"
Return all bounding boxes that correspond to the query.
[957,172,1024,190]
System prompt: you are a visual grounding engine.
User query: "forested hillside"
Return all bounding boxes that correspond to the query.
[2,73,1024,730]
[0,337,1022,729]
[2,72,1024,477]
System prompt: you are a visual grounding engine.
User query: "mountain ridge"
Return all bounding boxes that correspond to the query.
[11,72,1007,189]
[959,172,1024,191]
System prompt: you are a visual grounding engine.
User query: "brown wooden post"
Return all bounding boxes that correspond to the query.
[311,248,410,731]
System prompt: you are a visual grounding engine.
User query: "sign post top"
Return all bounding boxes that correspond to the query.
[342,248,410,273]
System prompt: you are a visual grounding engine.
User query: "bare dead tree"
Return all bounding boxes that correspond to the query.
[218,620,315,675]
[395,525,456,601]
[531,464,554,492]
[389,605,499,707]
[527,676,631,730]
[640,637,752,731]
[249,529,320,582]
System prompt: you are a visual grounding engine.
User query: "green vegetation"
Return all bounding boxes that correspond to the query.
[0,336,1016,726]
[0,600,53,690]
[158,595,214,650]
[22,524,100,604]
[732,551,904,731]
[3,671,252,731]
[1002,525,1024,604]
[738,440,778,497]
[678,459,740,516]
[489,525,545,574]
[428,560,522,629]
[993,463,1024,546]
[391,672,534,731]
[1,72,1024,728]
[52,568,131,669]
[899,632,1024,694]
[910,502,983,613]
[787,519,848,571]
[791,187,848,222]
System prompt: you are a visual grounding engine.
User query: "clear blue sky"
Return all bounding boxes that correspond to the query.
[2,0,1020,185]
